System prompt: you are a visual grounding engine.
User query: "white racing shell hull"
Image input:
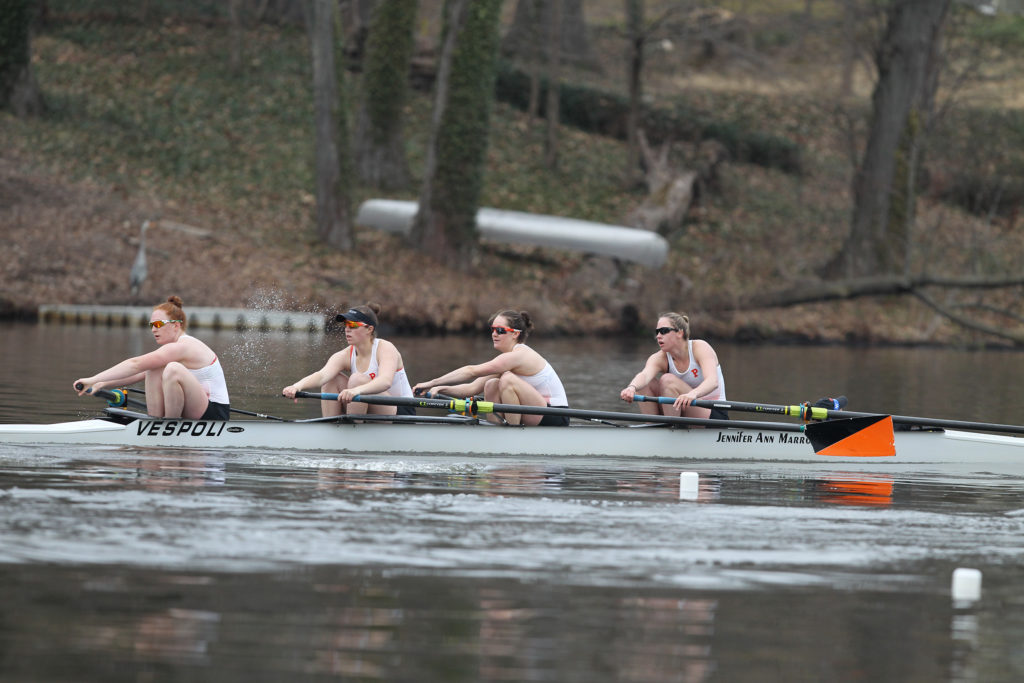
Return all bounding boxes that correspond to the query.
[2,414,1024,472]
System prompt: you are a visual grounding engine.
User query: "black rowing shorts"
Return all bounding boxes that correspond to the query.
[539,405,570,427]
[201,401,231,421]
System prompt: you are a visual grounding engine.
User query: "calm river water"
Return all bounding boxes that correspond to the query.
[1,320,1023,682]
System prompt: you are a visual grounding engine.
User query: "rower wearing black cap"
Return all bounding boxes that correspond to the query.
[282,302,415,417]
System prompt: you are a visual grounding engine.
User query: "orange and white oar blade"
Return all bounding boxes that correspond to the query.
[806,415,895,457]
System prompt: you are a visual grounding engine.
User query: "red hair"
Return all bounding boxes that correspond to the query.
[153,295,187,329]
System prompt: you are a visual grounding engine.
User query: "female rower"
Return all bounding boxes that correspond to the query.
[412,309,570,426]
[73,295,231,420]
[281,302,414,416]
[619,312,728,420]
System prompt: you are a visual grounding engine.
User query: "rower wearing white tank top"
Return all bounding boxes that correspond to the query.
[412,309,570,426]
[281,302,415,417]
[73,295,231,420]
[619,312,729,421]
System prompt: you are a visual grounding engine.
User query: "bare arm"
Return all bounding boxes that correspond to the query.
[619,352,668,403]
[413,351,522,395]
[74,345,184,395]
[431,375,493,399]
[282,348,350,399]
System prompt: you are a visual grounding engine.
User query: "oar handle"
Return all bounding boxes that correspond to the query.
[75,382,130,408]
[633,394,675,405]
[294,391,339,400]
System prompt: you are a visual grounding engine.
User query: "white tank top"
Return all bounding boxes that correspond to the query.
[665,339,726,400]
[516,344,569,407]
[350,338,414,397]
[188,355,230,404]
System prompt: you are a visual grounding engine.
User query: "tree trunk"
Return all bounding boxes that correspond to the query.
[411,0,504,269]
[524,0,543,121]
[544,0,562,169]
[624,0,644,183]
[339,0,374,60]
[353,0,417,190]
[308,0,354,250]
[503,0,593,69]
[837,0,856,100]
[825,0,950,278]
[0,0,44,116]
[228,0,243,71]
[411,0,466,264]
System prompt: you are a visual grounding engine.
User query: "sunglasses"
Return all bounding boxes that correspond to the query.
[654,327,678,336]
[490,325,520,335]
[343,320,368,329]
[149,319,182,329]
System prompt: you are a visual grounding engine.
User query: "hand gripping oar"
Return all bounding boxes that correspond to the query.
[634,394,1024,436]
[290,392,895,457]
[75,384,146,410]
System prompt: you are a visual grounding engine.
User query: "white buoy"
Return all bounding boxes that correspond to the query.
[679,472,699,500]
[951,568,982,603]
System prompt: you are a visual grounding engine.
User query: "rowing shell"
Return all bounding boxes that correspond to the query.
[2,409,1023,472]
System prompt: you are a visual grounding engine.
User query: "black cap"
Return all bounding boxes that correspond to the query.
[335,308,376,326]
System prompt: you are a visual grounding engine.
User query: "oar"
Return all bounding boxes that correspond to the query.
[295,392,895,457]
[633,394,1024,436]
[123,386,287,421]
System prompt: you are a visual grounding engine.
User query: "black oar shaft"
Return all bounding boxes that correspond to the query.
[350,394,806,432]
[687,398,1024,435]
[691,398,794,417]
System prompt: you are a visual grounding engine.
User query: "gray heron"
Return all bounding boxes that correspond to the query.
[130,220,149,296]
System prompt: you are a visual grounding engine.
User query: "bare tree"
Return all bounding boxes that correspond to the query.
[229,0,244,71]
[503,0,594,68]
[411,0,504,268]
[338,0,375,60]
[308,0,354,249]
[353,0,417,190]
[621,1,690,182]
[0,0,44,116]
[836,0,860,101]
[544,0,562,169]
[521,0,544,120]
[824,0,951,278]
[624,0,644,181]
[711,272,1024,345]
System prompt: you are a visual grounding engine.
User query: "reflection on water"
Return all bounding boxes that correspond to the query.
[2,322,1024,680]
[805,476,894,507]
[5,561,1023,682]
[1,566,717,682]
[0,449,1022,680]
[3,451,1024,578]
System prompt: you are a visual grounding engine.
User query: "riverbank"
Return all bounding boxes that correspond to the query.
[0,150,987,347]
[3,11,1021,349]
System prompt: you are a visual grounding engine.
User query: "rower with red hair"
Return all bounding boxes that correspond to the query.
[73,295,230,420]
